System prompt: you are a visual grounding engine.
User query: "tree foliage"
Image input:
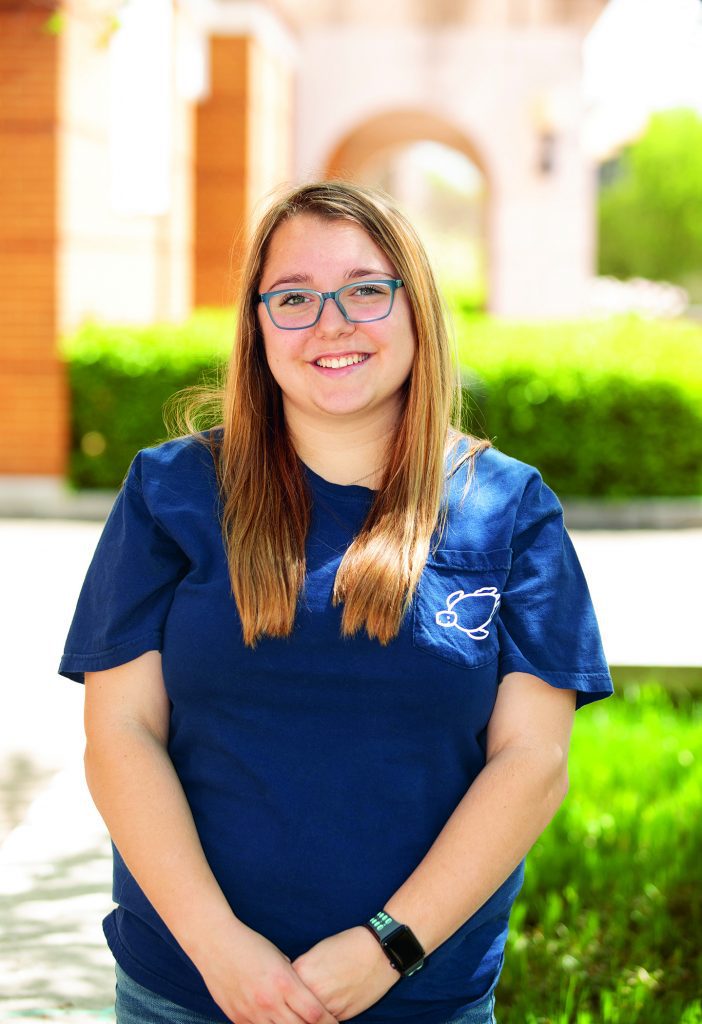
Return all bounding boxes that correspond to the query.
[598,109,702,292]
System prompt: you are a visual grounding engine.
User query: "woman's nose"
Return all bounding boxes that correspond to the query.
[314,296,354,336]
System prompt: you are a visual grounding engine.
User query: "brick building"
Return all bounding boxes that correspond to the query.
[0,0,605,482]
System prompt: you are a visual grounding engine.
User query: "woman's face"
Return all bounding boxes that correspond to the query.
[257,214,416,430]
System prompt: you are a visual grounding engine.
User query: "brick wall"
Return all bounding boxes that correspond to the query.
[0,4,68,475]
[195,36,251,307]
[194,34,293,306]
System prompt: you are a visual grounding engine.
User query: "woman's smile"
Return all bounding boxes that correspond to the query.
[311,351,373,374]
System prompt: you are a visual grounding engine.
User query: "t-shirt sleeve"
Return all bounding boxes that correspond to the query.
[496,469,614,710]
[58,453,190,684]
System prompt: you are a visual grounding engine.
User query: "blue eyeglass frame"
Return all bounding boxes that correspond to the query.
[258,278,404,330]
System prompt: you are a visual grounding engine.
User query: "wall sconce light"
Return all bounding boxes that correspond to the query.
[531,93,567,176]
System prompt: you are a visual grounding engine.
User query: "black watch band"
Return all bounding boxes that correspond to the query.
[363,910,425,978]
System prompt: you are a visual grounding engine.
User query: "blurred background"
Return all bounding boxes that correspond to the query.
[1,0,701,1022]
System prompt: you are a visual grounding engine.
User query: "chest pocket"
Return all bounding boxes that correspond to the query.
[413,548,513,670]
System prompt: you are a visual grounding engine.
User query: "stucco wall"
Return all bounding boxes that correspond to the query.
[57,4,196,331]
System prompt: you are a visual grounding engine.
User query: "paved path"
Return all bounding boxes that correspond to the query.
[1,519,701,1022]
[1,521,113,1021]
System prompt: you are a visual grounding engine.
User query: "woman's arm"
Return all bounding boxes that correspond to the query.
[291,672,575,1019]
[84,650,339,1024]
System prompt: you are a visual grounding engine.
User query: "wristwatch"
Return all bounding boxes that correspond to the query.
[362,909,425,977]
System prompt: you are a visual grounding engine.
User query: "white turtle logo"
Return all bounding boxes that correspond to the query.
[435,587,501,641]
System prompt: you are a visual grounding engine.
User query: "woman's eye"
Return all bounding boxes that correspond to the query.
[354,284,382,296]
[279,292,308,306]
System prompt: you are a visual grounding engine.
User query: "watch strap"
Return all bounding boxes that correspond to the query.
[365,909,400,943]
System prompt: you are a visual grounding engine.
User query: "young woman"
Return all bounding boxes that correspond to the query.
[59,180,613,1024]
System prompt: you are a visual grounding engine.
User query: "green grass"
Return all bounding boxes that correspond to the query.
[497,683,702,1023]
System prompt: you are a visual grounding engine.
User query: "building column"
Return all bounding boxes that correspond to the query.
[194,6,296,306]
[0,4,68,477]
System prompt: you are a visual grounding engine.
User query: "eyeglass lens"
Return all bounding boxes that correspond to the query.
[269,282,393,328]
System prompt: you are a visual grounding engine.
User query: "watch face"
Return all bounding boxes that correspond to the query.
[385,925,423,970]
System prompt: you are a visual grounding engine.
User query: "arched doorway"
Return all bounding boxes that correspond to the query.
[325,111,490,312]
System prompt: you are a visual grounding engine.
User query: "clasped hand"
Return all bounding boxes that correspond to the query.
[291,925,401,1021]
[199,919,401,1024]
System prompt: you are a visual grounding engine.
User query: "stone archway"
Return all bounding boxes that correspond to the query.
[323,110,491,309]
[325,110,489,183]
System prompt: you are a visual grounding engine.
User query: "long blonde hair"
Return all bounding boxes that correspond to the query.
[185,180,489,646]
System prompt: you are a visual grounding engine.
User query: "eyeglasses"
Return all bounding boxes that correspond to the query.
[259,279,404,330]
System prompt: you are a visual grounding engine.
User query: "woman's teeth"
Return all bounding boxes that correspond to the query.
[315,353,370,369]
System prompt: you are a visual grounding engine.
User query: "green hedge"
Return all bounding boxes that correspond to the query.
[60,309,702,497]
[60,310,232,489]
[454,312,702,498]
[498,682,702,1023]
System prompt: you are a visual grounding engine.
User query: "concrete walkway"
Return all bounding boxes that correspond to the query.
[1,519,701,1022]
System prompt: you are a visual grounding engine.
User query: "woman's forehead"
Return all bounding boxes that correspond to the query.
[262,214,394,278]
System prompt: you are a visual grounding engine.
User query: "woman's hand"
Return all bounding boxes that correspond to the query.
[291,926,402,1021]
[196,919,341,1024]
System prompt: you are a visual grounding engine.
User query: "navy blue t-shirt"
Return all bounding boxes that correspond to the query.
[59,432,613,1024]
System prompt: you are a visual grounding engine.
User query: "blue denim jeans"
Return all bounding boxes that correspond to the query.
[115,962,497,1024]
